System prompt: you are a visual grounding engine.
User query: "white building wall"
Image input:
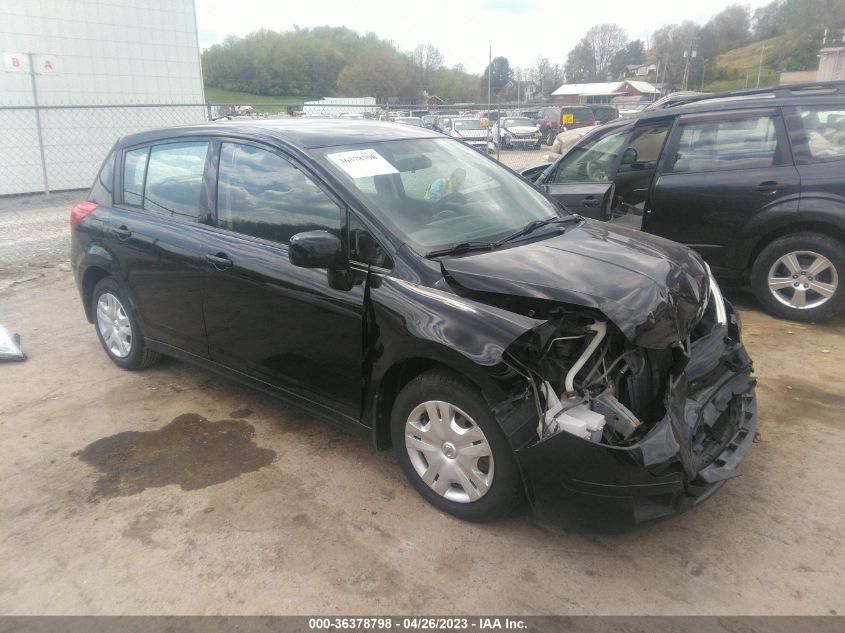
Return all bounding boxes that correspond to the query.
[0,0,206,195]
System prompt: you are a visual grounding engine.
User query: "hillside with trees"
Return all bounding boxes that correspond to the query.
[201,1,845,105]
[201,26,480,103]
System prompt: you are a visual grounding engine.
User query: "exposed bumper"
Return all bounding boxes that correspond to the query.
[514,303,756,526]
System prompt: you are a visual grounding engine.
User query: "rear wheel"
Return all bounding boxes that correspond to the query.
[91,278,160,370]
[391,369,523,522]
[545,131,555,146]
[750,232,845,322]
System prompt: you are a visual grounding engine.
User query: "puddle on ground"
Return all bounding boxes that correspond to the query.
[74,413,276,499]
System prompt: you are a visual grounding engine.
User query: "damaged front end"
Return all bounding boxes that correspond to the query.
[492,274,756,524]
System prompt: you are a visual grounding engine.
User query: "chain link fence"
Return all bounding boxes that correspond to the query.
[0,100,569,196]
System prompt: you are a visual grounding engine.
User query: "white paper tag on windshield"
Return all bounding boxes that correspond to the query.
[327,149,398,179]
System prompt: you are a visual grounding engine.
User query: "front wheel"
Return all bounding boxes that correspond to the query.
[750,232,845,322]
[391,370,524,522]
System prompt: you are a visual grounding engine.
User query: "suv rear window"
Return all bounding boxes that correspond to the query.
[556,108,594,125]
[796,107,845,163]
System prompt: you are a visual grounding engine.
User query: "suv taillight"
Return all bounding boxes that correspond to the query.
[70,201,98,228]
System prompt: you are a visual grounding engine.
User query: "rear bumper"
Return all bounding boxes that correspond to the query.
[515,305,757,526]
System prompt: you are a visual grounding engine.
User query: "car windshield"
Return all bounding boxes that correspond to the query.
[503,118,535,128]
[317,138,562,253]
[454,120,482,130]
[395,118,424,127]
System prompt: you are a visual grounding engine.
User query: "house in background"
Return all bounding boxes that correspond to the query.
[551,80,660,105]
[819,47,845,81]
[625,63,657,78]
[502,79,539,102]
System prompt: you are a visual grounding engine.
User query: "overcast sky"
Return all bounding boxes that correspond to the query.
[195,0,773,74]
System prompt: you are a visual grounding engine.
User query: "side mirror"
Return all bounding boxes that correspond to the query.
[621,147,638,165]
[288,231,343,269]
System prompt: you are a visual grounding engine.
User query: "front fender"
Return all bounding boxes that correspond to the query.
[364,275,544,447]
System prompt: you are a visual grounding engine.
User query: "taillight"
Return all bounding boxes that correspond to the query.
[70,201,98,228]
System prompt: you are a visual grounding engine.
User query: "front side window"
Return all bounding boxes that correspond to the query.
[551,127,630,183]
[318,138,560,253]
[217,143,341,244]
[795,107,845,163]
[618,123,670,172]
[669,115,779,173]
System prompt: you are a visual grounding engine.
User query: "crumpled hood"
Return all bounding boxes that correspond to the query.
[441,221,709,348]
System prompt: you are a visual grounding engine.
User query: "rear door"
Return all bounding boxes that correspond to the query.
[199,140,366,419]
[783,104,845,213]
[107,140,212,357]
[646,109,801,274]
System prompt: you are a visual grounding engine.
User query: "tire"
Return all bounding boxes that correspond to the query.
[91,277,160,370]
[545,131,555,146]
[750,232,845,322]
[390,369,524,522]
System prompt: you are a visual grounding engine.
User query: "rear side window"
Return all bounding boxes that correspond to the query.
[795,107,845,163]
[143,142,209,220]
[216,143,341,244]
[123,147,148,207]
[669,115,779,173]
[121,142,209,221]
[90,151,115,205]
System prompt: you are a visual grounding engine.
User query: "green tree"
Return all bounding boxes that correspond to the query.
[337,50,417,102]
[565,40,597,82]
[481,56,511,95]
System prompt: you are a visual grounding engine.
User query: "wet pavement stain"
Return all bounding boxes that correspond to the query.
[74,413,276,499]
[229,408,253,419]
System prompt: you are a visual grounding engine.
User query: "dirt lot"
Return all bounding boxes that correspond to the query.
[1,194,844,616]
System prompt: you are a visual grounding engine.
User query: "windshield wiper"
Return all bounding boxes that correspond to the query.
[495,216,577,246]
[425,241,497,258]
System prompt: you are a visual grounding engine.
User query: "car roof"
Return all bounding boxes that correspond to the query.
[118,118,441,151]
[637,80,845,121]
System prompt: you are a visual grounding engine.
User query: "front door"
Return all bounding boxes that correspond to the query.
[647,110,801,274]
[200,141,365,419]
[540,124,631,219]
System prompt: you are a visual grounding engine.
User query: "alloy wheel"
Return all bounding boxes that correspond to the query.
[404,400,494,503]
[767,250,839,310]
[96,292,133,358]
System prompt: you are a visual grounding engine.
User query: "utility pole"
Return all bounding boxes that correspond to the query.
[26,52,49,195]
[756,42,766,88]
[487,45,492,119]
[681,40,697,92]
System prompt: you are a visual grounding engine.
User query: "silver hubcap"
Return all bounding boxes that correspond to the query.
[404,400,494,503]
[767,250,838,310]
[96,293,132,358]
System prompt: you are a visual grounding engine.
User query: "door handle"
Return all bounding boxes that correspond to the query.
[206,253,233,270]
[581,196,599,207]
[112,225,131,240]
[753,181,779,195]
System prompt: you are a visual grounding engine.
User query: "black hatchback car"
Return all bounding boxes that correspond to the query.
[71,119,756,525]
[522,81,845,322]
